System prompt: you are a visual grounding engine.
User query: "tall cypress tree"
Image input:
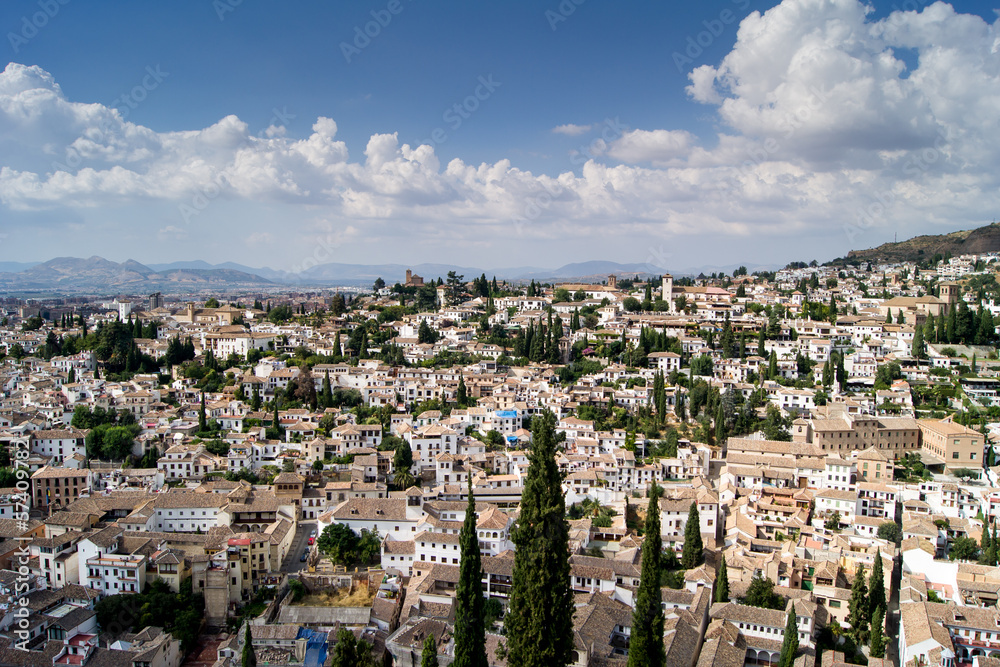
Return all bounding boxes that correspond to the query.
[506,412,573,667]
[627,484,664,667]
[777,604,798,667]
[869,606,886,658]
[242,624,256,667]
[321,371,333,409]
[868,551,885,618]
[715,555,729,602]
[681,502,704,568]
[457,376,468,408]
[847,564,870,644]
[199,392,207,432]
[454,479,488,667]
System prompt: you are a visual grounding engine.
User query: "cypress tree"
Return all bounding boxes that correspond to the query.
[768,351,778,381]
[715,555,729,602]
[457,376,468,408]
[714,405,725,446]
[681,502,703,568]
[454,478,488,667]
[199,392,207,432]
[993,523,999,566]
[912,325,926,359]
[321,371,333,409]
[868,551,885,618]
[757,327,766,356]
[242,624,256,667]
[627,484,664,667]
[869,605,886,658]
[506,412,574,667]
[981,522,992,563]
[421,636,439,667]
[847,564,870,644]
[777,604,798,667]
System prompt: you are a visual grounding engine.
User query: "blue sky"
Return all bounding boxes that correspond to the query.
[1,0,999,273]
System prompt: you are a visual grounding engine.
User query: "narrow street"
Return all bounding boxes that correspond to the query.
[886,551,902,667]
[280,519,317,573]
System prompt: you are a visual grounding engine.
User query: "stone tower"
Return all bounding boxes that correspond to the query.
[939,281,959,314]
[662,274,674,310]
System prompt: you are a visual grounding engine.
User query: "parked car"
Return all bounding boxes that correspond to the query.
[300,550,308,562]
[307,536,315,545]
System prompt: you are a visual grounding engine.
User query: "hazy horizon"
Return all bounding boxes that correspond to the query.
[1,0,999,273]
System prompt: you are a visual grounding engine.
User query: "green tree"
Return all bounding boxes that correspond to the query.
[393,442,414,475]
[868,551,885,619]
[198,391,207,432]
[457,376,469,407]
[912,324,926,359]
[870,605,886,658]
[743,574,783,609]
[506,412,574,667]
[681,502,703,568]
[242,623,256,667]
[627,484,664,667]
[418,320,438,344]
[846,564,870,644]
[777,604,798,667]
[421,635,439,667]
[317,523,359,565]
[454,479,488,667]
[321,371,333,409]
[990,524,1000,567]
[950,535,981,561]
[877,521,902,544]
[329,628,374,667]
[714,555,729,603]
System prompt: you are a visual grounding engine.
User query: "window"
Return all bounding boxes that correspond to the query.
[829,600,841,608]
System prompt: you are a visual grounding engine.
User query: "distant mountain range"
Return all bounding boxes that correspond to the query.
[0,255,788,295]
[0,256,272,292]
[829,222,1000,266]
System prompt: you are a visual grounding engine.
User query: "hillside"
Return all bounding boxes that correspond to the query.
[0,256,271,292]
[830,223,1000,265]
